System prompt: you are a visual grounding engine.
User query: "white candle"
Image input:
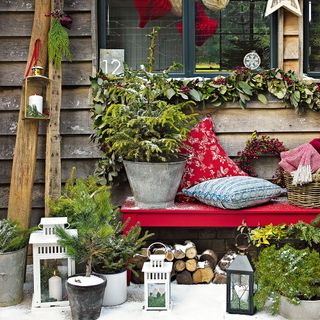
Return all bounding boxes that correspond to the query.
[28,94,43,114]
[48,272,62,301]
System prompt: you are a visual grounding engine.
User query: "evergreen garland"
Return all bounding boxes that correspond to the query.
[48,18,72,67]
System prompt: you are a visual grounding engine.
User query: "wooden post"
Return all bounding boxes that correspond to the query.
[7,0,51,228]
[45,0,64,216]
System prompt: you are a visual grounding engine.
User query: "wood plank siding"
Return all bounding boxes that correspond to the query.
[0,0,319,226]
[0,0,100,224]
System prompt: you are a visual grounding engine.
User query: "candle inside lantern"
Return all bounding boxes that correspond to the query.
[28,94,43,114]
[48,271,62,301]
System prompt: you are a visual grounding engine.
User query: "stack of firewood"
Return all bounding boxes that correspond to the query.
[131,241,220,285]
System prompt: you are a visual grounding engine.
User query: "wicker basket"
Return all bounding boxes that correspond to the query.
[202,0,230,11]
[169,0,182,16]
[284,171,320,208]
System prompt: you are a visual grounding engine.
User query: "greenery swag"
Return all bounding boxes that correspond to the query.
[48,9,72,66]
[235,131,287,186]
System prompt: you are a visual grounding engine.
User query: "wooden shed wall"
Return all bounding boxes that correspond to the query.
[0,0,101,225]
[0,0,319,231]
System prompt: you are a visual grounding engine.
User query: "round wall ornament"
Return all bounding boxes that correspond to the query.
[243,51,261,70]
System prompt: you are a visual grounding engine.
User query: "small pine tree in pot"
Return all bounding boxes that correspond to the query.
[51,170,153,314]
[0,219,30,306]
[254,244,320,319]
[90,28,199,208]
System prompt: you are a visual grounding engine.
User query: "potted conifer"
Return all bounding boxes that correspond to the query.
[254,244,320,319]
[54,179,112,320]
[51,170,152,310]
[90,28,199,208]
[0,219,30,306]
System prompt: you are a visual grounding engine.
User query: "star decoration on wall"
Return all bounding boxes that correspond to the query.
[265,0,302,17]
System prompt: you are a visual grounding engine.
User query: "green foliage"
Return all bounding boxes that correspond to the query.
[0,219,30,253]
[48,18,72,67]
[288,221,320,247]
[51,169,153,275]
[254,245,320,314]
[248,224,287,247]
[26,105,47,118]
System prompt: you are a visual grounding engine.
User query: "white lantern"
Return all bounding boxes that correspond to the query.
[142,243,173,311]
[29,217,77,308]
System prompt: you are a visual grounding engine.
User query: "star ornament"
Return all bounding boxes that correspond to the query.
[265,0,302,17]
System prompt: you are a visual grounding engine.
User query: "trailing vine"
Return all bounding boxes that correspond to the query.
[235,131,287,187]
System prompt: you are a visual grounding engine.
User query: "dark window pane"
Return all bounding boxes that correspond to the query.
[308,1,320,72]
[195,0,271,73]
[105,0,183,71]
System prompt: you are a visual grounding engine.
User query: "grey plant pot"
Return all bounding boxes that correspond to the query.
[123,160,186,208]
[279,295,320,320]
[0,246,27,307]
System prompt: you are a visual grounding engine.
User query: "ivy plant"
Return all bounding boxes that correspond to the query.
[254,245,320,314]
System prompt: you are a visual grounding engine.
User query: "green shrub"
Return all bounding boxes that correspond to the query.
[254,245,320,314]
[0,219,30,253]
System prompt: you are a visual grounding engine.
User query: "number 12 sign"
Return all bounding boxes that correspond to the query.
[99,49,124,75]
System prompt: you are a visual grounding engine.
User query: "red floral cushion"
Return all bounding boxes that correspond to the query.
[177,115,247,201]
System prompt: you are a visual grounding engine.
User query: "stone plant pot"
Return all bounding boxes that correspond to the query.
[279,295,320,320]
[96,269,127,306]
[66,274,107,320]
[0,246,27,307]
[123,160,186,208]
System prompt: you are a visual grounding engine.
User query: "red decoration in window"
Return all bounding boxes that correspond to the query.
[177,0,219,46]
[176,115,247,202]
[133,0,172,28]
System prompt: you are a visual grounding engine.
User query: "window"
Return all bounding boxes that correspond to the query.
[304,0,320,77]
[98,0,277,77]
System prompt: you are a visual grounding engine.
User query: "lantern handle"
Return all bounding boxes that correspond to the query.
[147,242,168,258]
[38,223,43,230]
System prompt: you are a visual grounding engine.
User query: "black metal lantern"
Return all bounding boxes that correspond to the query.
[226,233,255,315]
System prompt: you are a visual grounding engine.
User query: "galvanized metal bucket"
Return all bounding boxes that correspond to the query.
[123,160,186,208]
[0,246,27,306]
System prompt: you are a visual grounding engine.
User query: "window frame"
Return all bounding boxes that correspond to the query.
[98,0,278,77]
[303,0,320,78]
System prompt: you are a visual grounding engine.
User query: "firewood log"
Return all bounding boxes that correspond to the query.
[184,241,197,259]
[174,244,186,259]
[192,267,214,284]
[199,249,218,268]
[140,247,149,258]
[131,254,147,270]
[218,250,237,271]
[165,250,175,262]
[185,258,197,272]
[213,273,227,284]
[174,259,186,272]
[176,270,193,285]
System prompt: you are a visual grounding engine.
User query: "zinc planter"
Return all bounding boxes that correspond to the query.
[97,269,127,306]
[66,274,107,320]
[0,246,27,307]
[123,160,186,208]
[279,296,320,320]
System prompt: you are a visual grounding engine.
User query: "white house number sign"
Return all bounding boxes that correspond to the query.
[99,49,124,75]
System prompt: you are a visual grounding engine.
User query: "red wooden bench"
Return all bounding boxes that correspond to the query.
[121,197,320,233]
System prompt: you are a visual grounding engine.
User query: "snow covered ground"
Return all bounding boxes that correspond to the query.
[0,267,285,320]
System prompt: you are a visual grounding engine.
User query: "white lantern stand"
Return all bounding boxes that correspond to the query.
[29,217,77,308]
[142,242,173,311]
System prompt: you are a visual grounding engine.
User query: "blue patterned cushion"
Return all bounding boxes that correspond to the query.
[183,176,286,209]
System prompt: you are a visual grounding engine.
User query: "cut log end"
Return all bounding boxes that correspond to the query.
[192,267,214,284]
[185,258,197,272]
[174,259,186,272]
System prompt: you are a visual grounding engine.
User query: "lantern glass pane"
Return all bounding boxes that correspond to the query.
[40,258,68,303]
[230,274,250,311]
[147,283,166,308]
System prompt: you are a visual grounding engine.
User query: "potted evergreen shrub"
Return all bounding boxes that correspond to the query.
[254,244,320,319]
[50,170,152,309]
[54,179,112,320]
[0,219,30,306]
[90,28,198,208]
[93,221,152,306]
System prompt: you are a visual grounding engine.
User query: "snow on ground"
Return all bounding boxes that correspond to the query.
[0,267,285,320]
